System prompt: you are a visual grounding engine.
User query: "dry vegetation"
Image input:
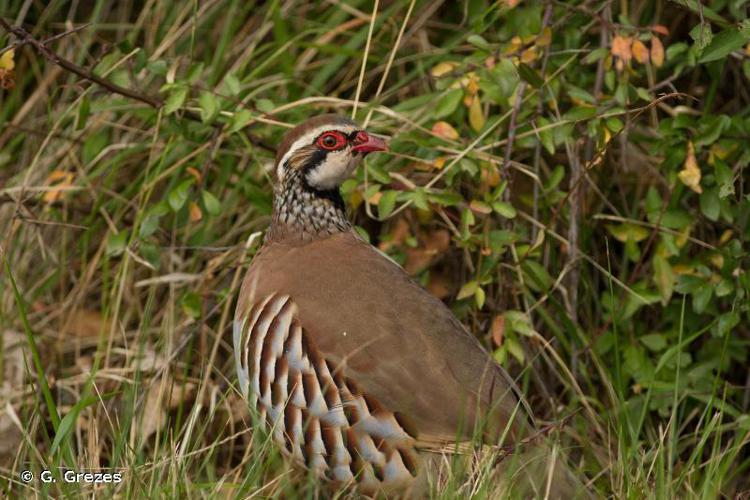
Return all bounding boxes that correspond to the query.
[1,0,749,498]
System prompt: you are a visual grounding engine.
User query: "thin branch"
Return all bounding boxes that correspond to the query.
[0,22,92,57]
[0,18,274,152]
[0,18,162,108]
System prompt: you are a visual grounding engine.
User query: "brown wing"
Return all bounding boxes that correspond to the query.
[235,231,531,450]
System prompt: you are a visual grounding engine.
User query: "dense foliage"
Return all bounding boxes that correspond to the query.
[1,0,749,497]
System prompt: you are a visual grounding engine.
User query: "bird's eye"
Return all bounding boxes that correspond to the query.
[317,131,344,150]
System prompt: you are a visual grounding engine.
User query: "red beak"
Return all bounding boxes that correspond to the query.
[351,131,388,154]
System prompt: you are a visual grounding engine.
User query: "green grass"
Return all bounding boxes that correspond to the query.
[1,0,749,498]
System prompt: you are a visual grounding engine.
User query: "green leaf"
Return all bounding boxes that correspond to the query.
[255,98,275,113]
[164,86,187,115]
[699,28,748,63]
[201,190,222,216]
[50,395,100,455]
[699,186,720,221]
[223,73,241,95]
[230,109,253,133]
[522,260,552,292]
[492,201,517,218]
[168,179,193,212]
[692,284,712,314]
[378,190,398,219]
[181,292,202,319]
[689,22,713,53]
[76,96,90,130]
[198,91,219,123]
[605,117,624,133]
[139,214,160,238]
[457,280,479,300]
[433,89,463,119]
[716,311,740,337]
[563,106,597,121]
[640,333,667,352]
[467,34,490,51]
[107,230,128,256]
[474,286,485,309]
[517,63,543,88]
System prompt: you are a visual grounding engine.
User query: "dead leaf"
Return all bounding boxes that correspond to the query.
[432,121,459,140]
[167,381,198,409]
[186,167,202,182]
[368,191,383,204]
[424,229,450,253]
[189,201,203,222]
[141,381,167,440]
[650,25,669,36]
[480,165,501,188]
[632,39,650,64]
[64,309,105,337]
[378,218,411,252]
[611,35,633,71]
[469,200,492,214]
[430,61,457,78]
[650,37,665,67]
[506,0,521,7]
[426,272,450,299]
[0,331,26,461]
[491,315,505,347]
[678,141,702,193]
[42,170,75,203]
[404,229,450,275]
[520,47,538,63]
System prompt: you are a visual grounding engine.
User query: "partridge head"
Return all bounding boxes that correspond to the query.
[269,115,386,242]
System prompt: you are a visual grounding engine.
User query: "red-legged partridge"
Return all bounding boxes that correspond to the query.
[234,115,581,496]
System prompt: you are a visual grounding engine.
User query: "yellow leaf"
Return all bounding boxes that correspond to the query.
[0,49,15,71]
[678,141,702,193]
[468,96,485,132]
[430,61,457,78]
[536,27,552,47]
[650,37,665,67]
[433,157,447,169]
[719,229,733,246]
[42,170,74,203]
[189,201,203,222]
[632,39,649,64]
[432,121,459,140]
[466,73,480,95]
[521,47,538,63]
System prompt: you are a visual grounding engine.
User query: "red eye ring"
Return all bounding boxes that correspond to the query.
[316,131,346,150]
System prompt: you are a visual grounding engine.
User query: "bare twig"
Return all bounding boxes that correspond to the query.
[0,18,274,152]
[0,22,92,57]
[0,18,162,108]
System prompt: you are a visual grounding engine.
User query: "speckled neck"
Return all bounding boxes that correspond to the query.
[266,167,351,244]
